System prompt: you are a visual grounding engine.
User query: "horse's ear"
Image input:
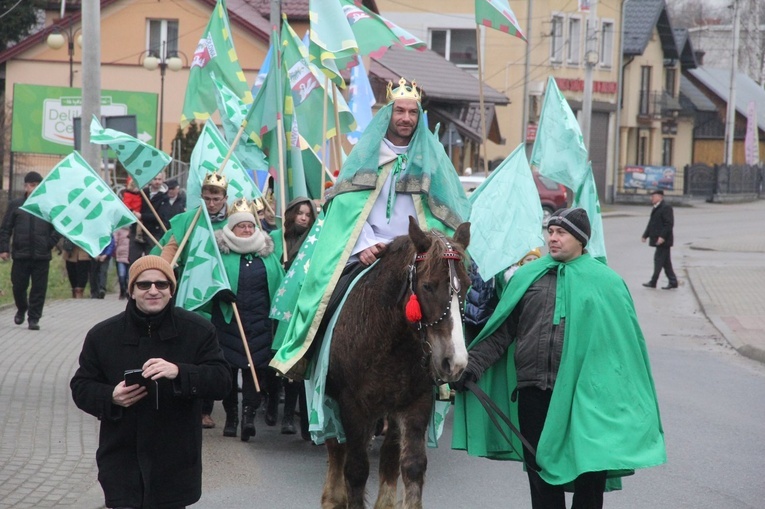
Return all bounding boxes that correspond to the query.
[453,221,470,250]
[408,216,431,253]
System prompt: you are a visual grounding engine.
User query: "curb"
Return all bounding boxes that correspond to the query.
[686,268,765,364]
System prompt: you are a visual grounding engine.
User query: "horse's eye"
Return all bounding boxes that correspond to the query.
[421,283,433,292]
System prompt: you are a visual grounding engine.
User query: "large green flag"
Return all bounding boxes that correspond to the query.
[286,114,310,201]
[89,116,171,189]
[21,152,136,258]
[212,78,269,174]
[283,20,356,152]
[187,120,262,210]
[309,0,359,85]
[573,164,607,262]
[175,206,231,311]
[243,28,282,148]
[475,0,526,40]
[530,76,588,191]
[338,0,426,57]
[180,0,252,128]
[468,144,544,280]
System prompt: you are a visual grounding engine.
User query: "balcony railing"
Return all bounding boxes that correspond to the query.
[637,91,682,122]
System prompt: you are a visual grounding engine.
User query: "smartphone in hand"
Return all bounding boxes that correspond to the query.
[123,369,159,409]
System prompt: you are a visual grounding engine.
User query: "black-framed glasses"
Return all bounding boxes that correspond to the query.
[134,280,172,291]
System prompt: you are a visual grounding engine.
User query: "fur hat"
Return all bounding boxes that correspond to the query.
[24,171,43,184]
[547,207,590,247]
[128,255,177,294]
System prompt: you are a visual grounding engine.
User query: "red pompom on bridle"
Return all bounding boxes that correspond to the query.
[405,293,423,322]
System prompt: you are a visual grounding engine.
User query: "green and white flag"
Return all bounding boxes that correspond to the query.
[573,164,607,263]
[21,152,136,258]
[175,206,231,311]
[530,76,588,191]
[467,144,544,280]
[475,0,526,40]
[187,119,263,210]
[89,116,171,189]
[212,78,269,174]
[180,0,252,127]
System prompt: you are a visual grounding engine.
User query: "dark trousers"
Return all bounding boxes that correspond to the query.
[518,388,607,509]
[66,260,91,289]
[89,258,110,298]
[116,261,129,296]
[205,367,280,416]
[11,259,50,321]
[651,245,676,285]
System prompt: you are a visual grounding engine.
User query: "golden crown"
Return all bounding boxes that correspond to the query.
[202,172,228,191]
[251,197,265,213]
[386,77,421,103]
[227,198,252,216]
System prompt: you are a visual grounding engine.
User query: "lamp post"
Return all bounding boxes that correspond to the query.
[46,23,83,88]
[140,41,184,151]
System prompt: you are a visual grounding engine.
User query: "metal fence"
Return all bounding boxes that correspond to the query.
[683,163,764,201]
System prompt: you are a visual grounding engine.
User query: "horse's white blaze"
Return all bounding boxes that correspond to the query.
[449,293,468,374]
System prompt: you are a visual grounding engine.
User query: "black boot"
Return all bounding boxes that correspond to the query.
[281,414,297,435]
[223,411,238,437]
[241,406,256,442]
[265,394,278,427]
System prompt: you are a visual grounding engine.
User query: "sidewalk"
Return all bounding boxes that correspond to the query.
[686,233,765,364]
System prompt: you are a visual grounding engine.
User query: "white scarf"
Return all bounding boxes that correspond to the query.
[215,226,273,257]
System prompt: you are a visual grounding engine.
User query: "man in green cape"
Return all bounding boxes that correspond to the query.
[270,78,470,378]
[452,208,665,508]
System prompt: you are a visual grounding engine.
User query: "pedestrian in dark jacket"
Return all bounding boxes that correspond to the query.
[0,171,61,330]
[641,190,677,289]
[70,255,231,509]
[129,173,167,264]
[158,179,186,228]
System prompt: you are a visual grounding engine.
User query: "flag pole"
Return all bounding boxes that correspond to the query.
[139,189,168,233]
[170,206,201,268]
[276,116,289,265]
[476,25,489,177]
[320,76,330,201]
[231,302,262,393]
[331,83,344,176]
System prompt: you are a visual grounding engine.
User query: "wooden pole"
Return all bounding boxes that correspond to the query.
[139,188,167,233]
[231,303,261,393]
[476,26,490,177]
[320,75,330,201]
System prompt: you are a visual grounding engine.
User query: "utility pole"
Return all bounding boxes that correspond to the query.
[521,0,533,154]
[581,0,598,152]
[80,0,102,179]
[724,0,740,165]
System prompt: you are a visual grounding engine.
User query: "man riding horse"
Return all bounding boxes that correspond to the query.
[270,77,471,379]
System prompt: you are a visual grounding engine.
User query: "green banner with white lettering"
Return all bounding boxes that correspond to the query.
[11,83,158,155]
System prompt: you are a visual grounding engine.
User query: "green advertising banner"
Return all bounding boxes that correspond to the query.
[11,83,158,155]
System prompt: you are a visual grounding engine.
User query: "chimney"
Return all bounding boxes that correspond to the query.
[694,50,705,66]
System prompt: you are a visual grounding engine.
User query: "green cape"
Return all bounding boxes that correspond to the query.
[452,254,666,486]
[269,104,470,376]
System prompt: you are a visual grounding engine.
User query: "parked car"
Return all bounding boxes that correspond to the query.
[458,172,568,224]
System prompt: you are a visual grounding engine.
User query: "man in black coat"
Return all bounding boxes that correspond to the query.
[71,255,231,509]
[641,189,678,289]
[129,172,167,264]
[0,171,61,330]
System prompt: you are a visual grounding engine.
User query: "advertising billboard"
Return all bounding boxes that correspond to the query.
[623,165,676,191]
[11,83,158,155]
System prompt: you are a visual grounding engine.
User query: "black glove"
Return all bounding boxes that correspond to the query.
[451,369,477,393]
[216,289,237,303]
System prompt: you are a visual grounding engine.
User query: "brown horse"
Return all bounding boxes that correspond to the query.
[321,217,471,509]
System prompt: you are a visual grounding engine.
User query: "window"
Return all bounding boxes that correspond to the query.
[638,135,648,165]
[600,21,614,67]
[567,17,581,64]
[550,15,564,63]
[662,138,674,166]
[147,19,179,58]
[429,29,477,68]
[639,66,652,116]
[665,67,677,97]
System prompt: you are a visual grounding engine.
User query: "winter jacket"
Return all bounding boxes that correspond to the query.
[121,189,142,215]
[114,228,130,264]
[466,270,564,391]
[70,300,231,509]
[642,200,674,247]
[157,192,186,228]
[0,196,60,260]
[135,185,167,240]
[464,260,497,327]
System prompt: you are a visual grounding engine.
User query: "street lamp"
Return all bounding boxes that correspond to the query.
[46,23,83,88]
[140,41,185,151]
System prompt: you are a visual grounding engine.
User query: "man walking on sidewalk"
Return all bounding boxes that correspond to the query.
[642,189,678,289]
[0,171,61,330]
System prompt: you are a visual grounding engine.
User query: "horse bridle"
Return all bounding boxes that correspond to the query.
[405,233,465,380]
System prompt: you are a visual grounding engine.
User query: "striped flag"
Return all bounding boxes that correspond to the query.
[475,0,526,41]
